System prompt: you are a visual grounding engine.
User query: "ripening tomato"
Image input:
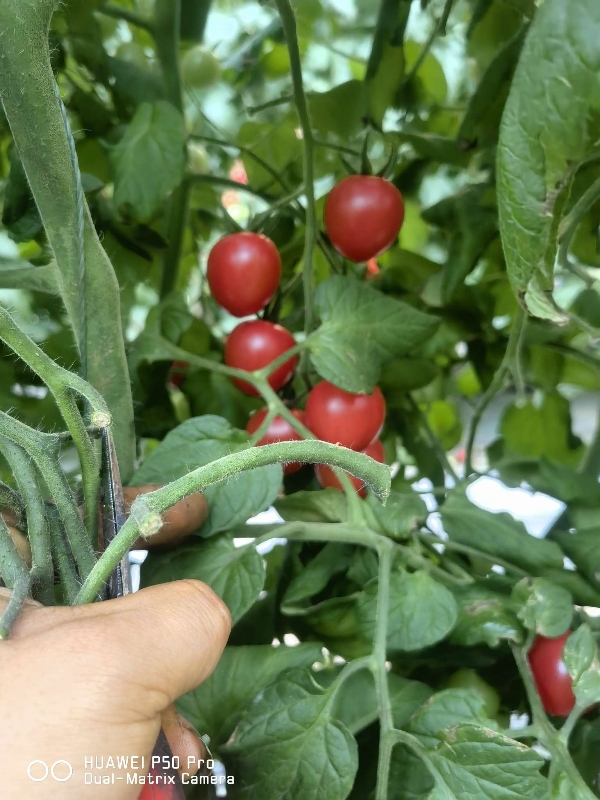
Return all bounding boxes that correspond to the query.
[324,175,404,262]
[207,232,281,317]
[225,320,298,396]
[315,438,385,498]
[181,45,221,88]
[246,408,305,474]
[305,381,386,451]
[528,633,576,717]
[168,360,189,388]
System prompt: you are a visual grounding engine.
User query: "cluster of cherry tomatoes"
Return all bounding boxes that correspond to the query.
[202,175,404,495]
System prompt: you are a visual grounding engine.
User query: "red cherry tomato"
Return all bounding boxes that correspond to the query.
[315,438,385,498]
[225,320,298,396]
[528,633,576,717]
[305,381,386,451]
[324,175,404,262]
[246,408,305,474]
[168,360,189,389]
[138,774,177,798]
[207,232,281,317]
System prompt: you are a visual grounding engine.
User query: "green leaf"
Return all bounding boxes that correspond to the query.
[553,529,600,585]
[309,277,439,393]
[226,667,358,800]
[282,543,354,610]
[367,42,405,127]
[132,415,282,536]
[177,644,323,747]
[380,358,439,396]
[0,259,59,293]
[331,669,432,736]
[500,394,582,465]
[309,80,367,139]
[450,584,523,648]
[238,118,301,192]
[540,568,600,607]
[440,495,564,574]
[422,184,498,302]
[367,490,428,541]
[459,29,525,146]
[141,535,265,624]
[497,0,600,316]
[357,570,458,652]
[512,577,573,637]
[563,624,600,708]
[429,725,548,799]
[275,489,348,524]
[112,101,185,220]
[407,689,490,747]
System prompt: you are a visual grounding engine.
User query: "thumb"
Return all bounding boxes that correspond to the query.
[78,580,232,711]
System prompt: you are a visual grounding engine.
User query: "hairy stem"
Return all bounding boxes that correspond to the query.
[76,442,391,604]
[0,572,32,639]
[0,439,54,605]
[0,0,135,479]
[49,509,80,607]
[0,413,95,580]
[274,0,318,359]
[374,540,394,800]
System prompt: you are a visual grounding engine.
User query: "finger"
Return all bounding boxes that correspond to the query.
[161,704,207,777]
[124,485,208,549]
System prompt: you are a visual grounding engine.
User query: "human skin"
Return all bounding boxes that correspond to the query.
[0,580,231,798]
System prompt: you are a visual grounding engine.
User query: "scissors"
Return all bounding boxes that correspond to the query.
[101,429,185,800]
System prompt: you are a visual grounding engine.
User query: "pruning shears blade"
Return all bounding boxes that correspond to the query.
[100,430,186,799]
[101,429,131,600]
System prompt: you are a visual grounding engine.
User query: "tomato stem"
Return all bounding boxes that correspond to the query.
[74,442,391,604]
[373,539,395,800]
[98,4,154,31]
[273,0,318,362]
[0,440,54,605]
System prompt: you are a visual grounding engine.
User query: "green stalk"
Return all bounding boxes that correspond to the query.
[0,439,54,605]
[0,573,32,639]
[75,441,391,604]
[0,413,95,580]
[153,0,193,302]
[0,306,109,533]
[0,0,135,480]
[274,0,318,353]
[373,540,395,800]
[0,482,25,529]
[511,643,597,799]
[48,508,80,606]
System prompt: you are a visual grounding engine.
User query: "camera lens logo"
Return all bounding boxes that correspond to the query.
[27,760,73,782]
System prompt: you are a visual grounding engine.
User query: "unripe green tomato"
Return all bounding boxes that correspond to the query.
[261,43,290,78]
[181,45,221,89]
[455,363,482,397]
[187,141,210,175]
[426,399,462,451]
[116,42,148,69]
[446,669,500,719]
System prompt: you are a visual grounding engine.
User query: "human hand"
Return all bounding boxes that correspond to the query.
[0,580,230,798]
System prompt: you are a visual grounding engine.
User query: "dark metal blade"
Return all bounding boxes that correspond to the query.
[100,429,131,600]
[100,430,184,798]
